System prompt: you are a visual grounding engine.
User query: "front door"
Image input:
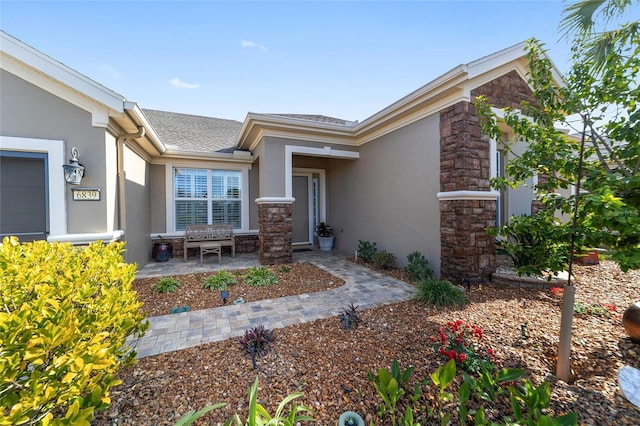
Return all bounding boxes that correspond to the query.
[292,174,312,244]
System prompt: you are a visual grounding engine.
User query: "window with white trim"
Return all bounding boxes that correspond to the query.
[174,168,241,231]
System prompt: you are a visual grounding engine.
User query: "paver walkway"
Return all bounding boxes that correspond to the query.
[131,250,416,358]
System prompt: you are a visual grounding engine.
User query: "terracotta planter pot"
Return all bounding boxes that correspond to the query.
[573,250,599,265]
[622,302,640,343]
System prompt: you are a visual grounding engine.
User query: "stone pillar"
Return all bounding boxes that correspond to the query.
[256,198,294,265]
[439,101,497,283]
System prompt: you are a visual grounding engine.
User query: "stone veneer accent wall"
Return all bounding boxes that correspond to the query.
[153,233,258,260]
[439,101,495,282]
[258,202,293,264]
[470,70,535,110]
[439,71,536,283]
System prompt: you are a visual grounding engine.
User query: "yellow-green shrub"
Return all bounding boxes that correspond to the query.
[0,237,148,425]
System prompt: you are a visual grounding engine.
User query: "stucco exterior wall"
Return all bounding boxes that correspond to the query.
[249,160,260,229]
[0,69,110,235]
[123,145,151,265]
[149,163,167,234]
[331,115,442,273]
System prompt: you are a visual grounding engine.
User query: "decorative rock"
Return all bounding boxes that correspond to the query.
[622,302,640,343]
[618,366,640,408]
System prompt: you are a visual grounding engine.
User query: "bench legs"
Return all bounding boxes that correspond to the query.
[200,243,221,264]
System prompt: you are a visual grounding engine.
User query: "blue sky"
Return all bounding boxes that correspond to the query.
[2,1,574,122]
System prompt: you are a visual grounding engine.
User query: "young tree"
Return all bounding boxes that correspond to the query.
[475,0,639,380]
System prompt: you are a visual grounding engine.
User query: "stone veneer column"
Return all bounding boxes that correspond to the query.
[256,198,294,265]
[438,70,538,283]
[439,101,496,283]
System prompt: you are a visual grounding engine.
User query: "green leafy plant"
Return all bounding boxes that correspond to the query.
[425,359,577,426]
[506,378,578,425]
[404,251,433,281]
[243,266,279,287]
[368,361,409,426]
[173,377,314,426]
[225,376,314,426]
[202,269,237,290]
[414,277,468,307]
[280,264,291,273]
[373,250,396,270]
[490,213,572,277]
[573,300,589,315]
[430,320,496,375]
[316,222,333,237]
[0,237,148,425]
[367,359,420,426]
[154,276,180,293]
[357,240,378,262]
[461,367,525,406]
[238,325,276,357]
[339,302,362,330]
[430,359,457,425]
[173,402,226,426]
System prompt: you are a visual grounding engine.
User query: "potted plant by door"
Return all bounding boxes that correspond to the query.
[152,235,173,262]
[316,222,334,251]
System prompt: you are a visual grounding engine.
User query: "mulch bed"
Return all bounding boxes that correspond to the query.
[93,260,640,425]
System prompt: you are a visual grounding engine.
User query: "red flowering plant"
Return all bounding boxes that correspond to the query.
[430,320,498,375]
[550,287,564,298]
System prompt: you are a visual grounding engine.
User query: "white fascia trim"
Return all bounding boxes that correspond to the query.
[437,190,501,201]
[355,65,468,132]
[466,42,527,80]
[48,230,124,245]
[255,197,296,204]
[1,32,125,112]
[124,102,166,154]
[285,145,359,198]
[0,136,67,236]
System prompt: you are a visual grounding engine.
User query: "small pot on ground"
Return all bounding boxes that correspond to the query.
[152,240,173,262]
[316,222,334,251]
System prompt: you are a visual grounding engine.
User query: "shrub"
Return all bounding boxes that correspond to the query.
[238,325,276,356]
[243,266,278,287]
[202,270,236,290]
[491,212,571,277]
[373,250,396,270]
[0,237,148,425]
[357,240,378,262]
[154,277,180,293]
[339,302,362,330]
[404,251,433,281]
[414,277,468,307]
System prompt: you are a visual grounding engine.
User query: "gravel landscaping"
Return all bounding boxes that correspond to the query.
[93,258,639,425]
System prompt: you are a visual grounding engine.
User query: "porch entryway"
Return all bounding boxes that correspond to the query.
[292,170,323,246]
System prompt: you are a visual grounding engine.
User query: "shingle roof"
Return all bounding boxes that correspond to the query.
[142,109,243,152]
[269,114,354,126]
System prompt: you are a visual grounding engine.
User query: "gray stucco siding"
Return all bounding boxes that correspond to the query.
[1,69,110,235]
[330,114,441,275]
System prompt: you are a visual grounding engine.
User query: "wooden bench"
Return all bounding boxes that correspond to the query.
[184,224,235,262]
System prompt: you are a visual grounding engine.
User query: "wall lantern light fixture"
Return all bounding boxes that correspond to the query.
[62,147,85,185]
